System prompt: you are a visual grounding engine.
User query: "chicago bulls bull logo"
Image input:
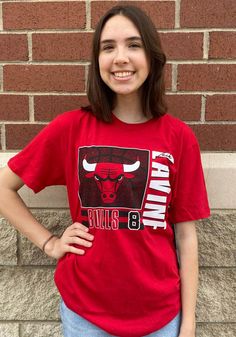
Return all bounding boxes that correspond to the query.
[78,146,149,209]
[83,156,140,203]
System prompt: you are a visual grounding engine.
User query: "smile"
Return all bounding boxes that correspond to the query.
[112,71,135,80]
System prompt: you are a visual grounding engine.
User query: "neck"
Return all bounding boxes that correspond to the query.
[113,93,149,123]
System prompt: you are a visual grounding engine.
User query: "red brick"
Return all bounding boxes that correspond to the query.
[166,95,201,121]
[206,95,236,121]
[32,33,93,61]
[3,2,86,30]
[177,64,236,91]
[164,64,172,91]
[0,34,28,61]
[190,124,236,151]
[4,65,85,92]
[6,124,46,150]
[160,33,203,60]
[91,1,175,29]
[0,95,29,121]
[209,32,236,59]
[34,95,89,121]
[180,0,236,28]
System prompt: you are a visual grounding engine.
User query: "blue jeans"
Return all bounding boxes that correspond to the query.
[60,300,181,337]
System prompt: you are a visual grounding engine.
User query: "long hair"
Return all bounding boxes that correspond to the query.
[83,5,167,122]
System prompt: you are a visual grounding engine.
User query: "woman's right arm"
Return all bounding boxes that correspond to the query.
[0,166,94,259]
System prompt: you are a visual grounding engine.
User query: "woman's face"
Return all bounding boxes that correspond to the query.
[98,15,150,98]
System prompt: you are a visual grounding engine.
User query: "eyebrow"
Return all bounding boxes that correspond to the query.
[100,36,142,45]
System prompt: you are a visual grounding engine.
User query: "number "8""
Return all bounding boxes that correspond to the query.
[128,211,141,230]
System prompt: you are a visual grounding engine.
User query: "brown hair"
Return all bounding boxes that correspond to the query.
[83,5,167,122]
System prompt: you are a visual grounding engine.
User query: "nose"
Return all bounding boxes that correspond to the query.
[113,48,129,64]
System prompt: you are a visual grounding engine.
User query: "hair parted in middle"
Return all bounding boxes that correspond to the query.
[83,5,167,122]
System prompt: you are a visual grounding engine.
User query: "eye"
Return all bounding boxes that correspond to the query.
[101,45,114,51]
[129,43,142,49]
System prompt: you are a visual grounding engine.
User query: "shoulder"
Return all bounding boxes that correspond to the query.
[31,108,95,142]
[54,108,93,125]
[161,113,193,133]
[160,113,199,147]
[46,108,96,132]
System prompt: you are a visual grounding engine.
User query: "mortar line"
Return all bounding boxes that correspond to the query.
[1,90,236,95]
[28,32,32,62]
[1,123,6,151]
[0,2,3,31]
[203,31,210,60]
[29,96,34,122]
[1,60,236,65]
[0,65,3,92]
[0,61,91,66]
[172,63,178,92]
[0,30,95,34]
[166,91,236,95]
[0,0,86,2]
[187,121,236,125]
[86,0,91,30]
[197,322,236,325]
[167,60,236,64]
[1,28,236,34]
[201,95,206,122]
[2,121,48,125]
[0,320,60,324]
[85,64,89,92]
[199,266,236,270]
[0,92,88,96]
[175,0,181,29]
[0,265,56,270]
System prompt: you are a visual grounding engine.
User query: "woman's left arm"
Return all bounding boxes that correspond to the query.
[175,221,198,337]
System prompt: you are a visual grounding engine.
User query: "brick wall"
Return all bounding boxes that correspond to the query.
[0,0,236,151]
[0,1,235,337]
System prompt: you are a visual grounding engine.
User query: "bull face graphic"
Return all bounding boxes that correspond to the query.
[83,157,140,203]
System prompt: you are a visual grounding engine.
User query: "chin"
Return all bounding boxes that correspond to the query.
[115,91,138,97]
[112,85,141,95]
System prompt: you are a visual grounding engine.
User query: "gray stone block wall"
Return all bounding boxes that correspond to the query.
[0,210,235,337]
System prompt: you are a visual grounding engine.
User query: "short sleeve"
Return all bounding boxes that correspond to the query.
[8,115,66,193]
[168,129,210,224]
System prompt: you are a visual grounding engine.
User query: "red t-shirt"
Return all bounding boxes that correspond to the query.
[8,109,210,337]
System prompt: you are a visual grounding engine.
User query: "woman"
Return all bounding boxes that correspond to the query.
[0,5,210,337]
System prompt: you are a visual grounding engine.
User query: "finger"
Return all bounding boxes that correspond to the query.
[69,237,93,248]
[67,229,94,241]
[67,245,85,255]
[63,228,92,239]
[70,222,89,232]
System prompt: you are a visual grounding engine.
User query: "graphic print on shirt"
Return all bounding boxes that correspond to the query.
[78,146,174,230]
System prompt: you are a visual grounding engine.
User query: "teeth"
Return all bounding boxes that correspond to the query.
[113,72,133,78]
